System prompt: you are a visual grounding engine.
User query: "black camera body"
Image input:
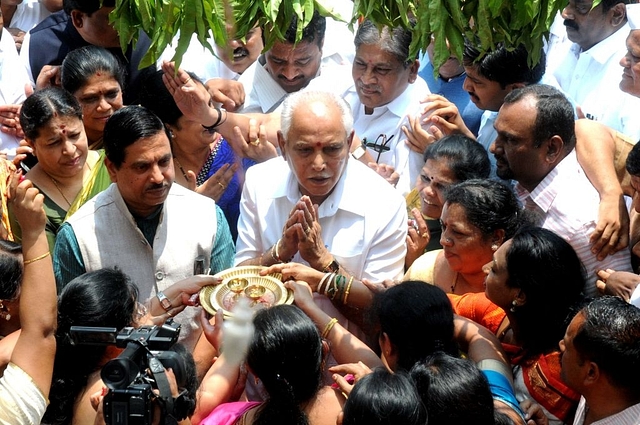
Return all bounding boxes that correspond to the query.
[70,320,190,425]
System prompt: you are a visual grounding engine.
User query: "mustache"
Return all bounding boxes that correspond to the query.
[232,46,249,58]
[358,82,381,92]
[278,74,304,82]
[146,183,168,191]
[564,19,579,30]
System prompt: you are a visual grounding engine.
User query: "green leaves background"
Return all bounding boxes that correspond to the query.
[110,0,568,72]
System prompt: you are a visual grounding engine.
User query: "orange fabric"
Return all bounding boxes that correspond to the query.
[504,347,580,422]
[448,292,506,334]
[451,292,579,421]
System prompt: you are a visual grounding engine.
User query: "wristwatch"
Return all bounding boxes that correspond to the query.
[323,258,340,273]
[351,144,367,160]
[156,291,172,311]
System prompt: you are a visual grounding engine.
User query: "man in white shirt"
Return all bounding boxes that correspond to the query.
[342,19,429,195]
[492,84,632,296]
[235,90,407,330]
[237,11,352,113]
[560,296,640,425]
[551,0,640,141]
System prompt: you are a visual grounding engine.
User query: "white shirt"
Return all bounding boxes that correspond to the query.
[544,13,574,79]
[553,23,640,141]
[515,150,633,297]
[573,397,640,425]
[342,77,430,195]
[235,156,407,334]
[7,0,52,31]
[235,156,407,281]
[0,27,30,157]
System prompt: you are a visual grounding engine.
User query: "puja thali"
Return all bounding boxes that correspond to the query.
[200,266,293,317]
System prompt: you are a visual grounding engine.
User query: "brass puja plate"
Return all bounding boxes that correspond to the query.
[200,266,293,317]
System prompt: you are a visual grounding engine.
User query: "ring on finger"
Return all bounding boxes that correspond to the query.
[217,181,226,190]
[421,232,428,239]
[183,77,192,85]
[250,139,260,146]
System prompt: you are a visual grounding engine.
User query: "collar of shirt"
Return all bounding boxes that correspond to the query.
[275,158,368,219]
[515,148,578,214]
[580,23,630,65]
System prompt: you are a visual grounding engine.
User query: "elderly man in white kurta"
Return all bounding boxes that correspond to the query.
[235,90,407,334]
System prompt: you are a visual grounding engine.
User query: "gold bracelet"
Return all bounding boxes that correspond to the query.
[23,251,50,265]
[343,275,354,304]
[321,317,338,339]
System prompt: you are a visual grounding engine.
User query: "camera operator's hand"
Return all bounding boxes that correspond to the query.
[90,389,107,425]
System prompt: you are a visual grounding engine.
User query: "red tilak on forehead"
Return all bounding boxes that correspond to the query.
[316,142,322,147]
[95,72,102,77]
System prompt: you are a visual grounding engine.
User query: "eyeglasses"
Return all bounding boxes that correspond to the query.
[363,134,395,163]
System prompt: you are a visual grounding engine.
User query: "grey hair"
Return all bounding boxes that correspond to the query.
[280,90,353,139]
[354,19,413,67]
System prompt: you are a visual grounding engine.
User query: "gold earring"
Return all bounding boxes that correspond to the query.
[491,243,498,251]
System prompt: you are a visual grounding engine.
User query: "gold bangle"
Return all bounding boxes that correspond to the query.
[343,275,354,304]
[321,317,338,339]
[23,251,50,265]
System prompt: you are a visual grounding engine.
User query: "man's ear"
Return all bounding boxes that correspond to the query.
[505,82,526,93]
[408,60,419,84]
[584,361,600,386]
[105,157,118,183]
[544,135,565,163]
[277,130,287,160]
[70,10,85,29]
[347,130,355,151]
[611,3,626,27]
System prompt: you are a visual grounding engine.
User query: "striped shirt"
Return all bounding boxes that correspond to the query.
[573,397,640,425]
[515,150,632,298]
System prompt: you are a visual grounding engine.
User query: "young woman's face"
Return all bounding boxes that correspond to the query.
[483,240,519,310]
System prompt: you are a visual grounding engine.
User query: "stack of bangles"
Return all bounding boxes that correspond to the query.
[317,273,354,305]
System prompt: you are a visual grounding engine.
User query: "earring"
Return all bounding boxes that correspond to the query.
[0,301,10,321]
[169,130,175,138]
[491,243,498,251]
[510,300,518,313]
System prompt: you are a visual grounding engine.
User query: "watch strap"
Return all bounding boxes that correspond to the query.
[351,144,367,160]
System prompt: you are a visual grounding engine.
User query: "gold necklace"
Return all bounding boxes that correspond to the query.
[43,158,92,208]
[47,174,72,207]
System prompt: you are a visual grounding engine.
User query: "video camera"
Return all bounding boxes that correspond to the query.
[70,319,194,425]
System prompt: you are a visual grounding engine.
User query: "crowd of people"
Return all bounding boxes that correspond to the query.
[1,0,640,424]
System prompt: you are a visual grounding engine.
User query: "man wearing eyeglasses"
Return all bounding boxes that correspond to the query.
[342,19,430,195]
